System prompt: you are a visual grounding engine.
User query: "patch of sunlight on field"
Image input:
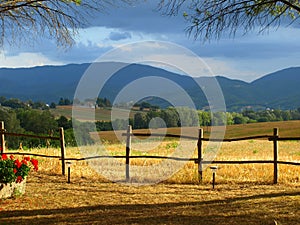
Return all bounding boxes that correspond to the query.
[26,139,300,184]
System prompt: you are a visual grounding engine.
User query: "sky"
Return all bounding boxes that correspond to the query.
[0,1,300,82]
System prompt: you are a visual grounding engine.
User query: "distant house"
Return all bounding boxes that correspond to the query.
[131,106,141,111]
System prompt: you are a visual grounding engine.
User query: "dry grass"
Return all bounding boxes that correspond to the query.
[1,124,300,224]
[0,172,299,225]
[63,139,300,185]
[6,138,300,184]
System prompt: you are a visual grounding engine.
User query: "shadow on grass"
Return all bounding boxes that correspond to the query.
[1,191,299,225]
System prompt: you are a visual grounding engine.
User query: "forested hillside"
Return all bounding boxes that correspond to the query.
[0,63,300,111]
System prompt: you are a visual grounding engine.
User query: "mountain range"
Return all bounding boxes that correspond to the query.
[0,63,299,111]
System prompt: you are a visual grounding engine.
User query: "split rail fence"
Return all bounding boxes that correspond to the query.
[0,121,67,175]
[120,126,300,184]
[1,121,300,184]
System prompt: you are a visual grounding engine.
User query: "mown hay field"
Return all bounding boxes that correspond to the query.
[1,121,300,224]
[27,138,300,185]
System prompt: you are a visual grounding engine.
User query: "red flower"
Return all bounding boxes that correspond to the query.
[21,159,28,165]
[10,155,14,160]
[1,154,8,160]
[30,159,39,171]
[16,176,23,183]
[13,168,17,174]
[24,156,30,161]
[14,159,22,168]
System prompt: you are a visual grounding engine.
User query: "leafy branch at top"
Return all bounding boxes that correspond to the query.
[0,0,132,48]
[159,0,300,41]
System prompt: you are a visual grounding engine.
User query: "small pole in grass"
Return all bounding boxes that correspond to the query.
[59,127,66,176]
[126,125,132,182]
[0,121,5,154]
[66,161,72,183]
[210,166,218,189]
[197,128,203,182]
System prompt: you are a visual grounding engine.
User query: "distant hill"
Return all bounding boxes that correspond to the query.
[0,64,88,102]
[0,63,299,111]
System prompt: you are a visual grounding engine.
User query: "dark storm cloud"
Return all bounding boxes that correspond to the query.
[108,31,132,41]
[88,1,187,34]
[86,1,300,62]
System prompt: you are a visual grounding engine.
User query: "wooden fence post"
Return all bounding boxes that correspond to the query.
[197,128,203,182]
[0,121,5,154]
[126,125,132,181]
[273,128,279,184]
[59,127,66,176]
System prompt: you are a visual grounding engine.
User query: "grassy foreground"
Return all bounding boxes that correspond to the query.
[0,172,299,225]
[1,121,300,224]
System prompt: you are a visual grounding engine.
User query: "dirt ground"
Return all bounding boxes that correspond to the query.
[0,172,299,225]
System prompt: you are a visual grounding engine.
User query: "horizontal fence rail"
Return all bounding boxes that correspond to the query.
[61,157,300,165]
[120,126,299,184]
[0,131,60,140]
[0,121,66,175]
[3,152,62,159]
[1,121,300,184]
[122,132,198,140]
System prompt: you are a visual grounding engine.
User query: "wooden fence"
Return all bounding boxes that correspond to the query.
[0,121,67,175]
[121,126,300,184]
[1,121,300,184]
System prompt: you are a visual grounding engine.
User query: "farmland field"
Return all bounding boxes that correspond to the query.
[50,105,139,121]
[1,121,300,224]
[92,120,300,143]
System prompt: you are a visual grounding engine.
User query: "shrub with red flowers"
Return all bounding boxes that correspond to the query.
[0,154,38,184]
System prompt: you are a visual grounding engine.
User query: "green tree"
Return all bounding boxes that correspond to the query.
[257,110,277,122]
[232,112,248,124]
[198,111,211,127]
[58,98,72,106]
[64,129,78,147]
[242,110,258,121]
[281,110,291,121]
[290,109,300,120]
[31,101,49,110]
[2,98,26,109]
[17,109,57,134]
[72,120,95,146]
[95,121,113,131]
[133,112,148,129]
[112,119,128,130]
[0,107,24,149]
[96,97,112,107]
[176,107,199,127]
[50,102,57,109]
[161,107,180,128]
[212,112,227,126]
[0,96,6,105]
[226,112,234,125]
[160,0,300,41]
[57,116,72,130]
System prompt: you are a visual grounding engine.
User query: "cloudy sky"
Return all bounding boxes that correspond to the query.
[0,1,300,82]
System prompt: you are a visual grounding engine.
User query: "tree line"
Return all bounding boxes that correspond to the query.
[2,96,300,149]
[0,107,94,149]
[0,96,112,109]
[96,107,300,131]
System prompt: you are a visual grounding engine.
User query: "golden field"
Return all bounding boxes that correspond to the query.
[1,121,300,224]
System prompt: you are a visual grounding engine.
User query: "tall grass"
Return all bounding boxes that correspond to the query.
[26,139,300,185]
